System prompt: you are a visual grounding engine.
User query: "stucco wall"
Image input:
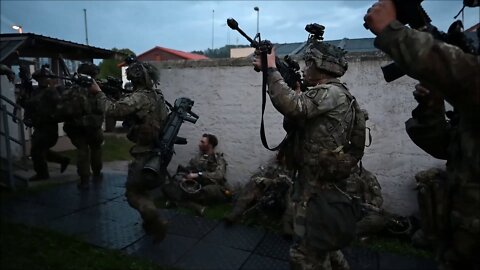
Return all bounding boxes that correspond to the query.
[153,54,445,215]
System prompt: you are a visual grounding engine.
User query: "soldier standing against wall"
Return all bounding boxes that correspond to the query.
[253,25,366,270]
[27,65,70,181]
[89,61,169,242]
[63,63,105,189]
[364,0,480,268]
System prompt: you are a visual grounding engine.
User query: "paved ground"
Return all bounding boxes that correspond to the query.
[1,171,438,270]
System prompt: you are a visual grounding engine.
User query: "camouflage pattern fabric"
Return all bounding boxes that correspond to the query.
[267,69,363,269]
[340,166,386,236]
[188,152,227,186]
[102,86,168,239]
[375,21,480,269]
[63,87,105,180]
[225,162,293,234]
[165,152,228,205]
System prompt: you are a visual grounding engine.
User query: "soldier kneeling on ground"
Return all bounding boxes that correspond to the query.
[223,154,294,236]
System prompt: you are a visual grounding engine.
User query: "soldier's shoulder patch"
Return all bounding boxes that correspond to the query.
[305,89,319,99]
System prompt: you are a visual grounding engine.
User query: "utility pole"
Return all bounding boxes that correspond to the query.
[211,9,215,50]
[254,6,259,34]
[83,8,89,45]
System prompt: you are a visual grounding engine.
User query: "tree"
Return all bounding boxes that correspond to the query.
[98,48,135,79]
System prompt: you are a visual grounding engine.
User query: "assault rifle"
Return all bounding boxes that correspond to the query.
[243,178,291,217]
[227,18,306,91]
[96,76,132,100]
[227,18,305,151]
[366,0,477,82]
[142,97,199,178]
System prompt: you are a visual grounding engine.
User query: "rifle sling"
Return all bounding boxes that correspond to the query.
[260,51,287,151]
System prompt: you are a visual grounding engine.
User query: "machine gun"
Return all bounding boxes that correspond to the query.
[366,0,477,82]
[142,97,199,180]
[227,18,306,91]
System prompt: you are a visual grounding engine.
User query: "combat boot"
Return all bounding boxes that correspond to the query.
[77,176,90,190]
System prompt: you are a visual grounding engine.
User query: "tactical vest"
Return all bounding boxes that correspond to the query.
[58,85,104,128]
[27,86,61,126]
[295,81,365,186]
[127,89,168,148]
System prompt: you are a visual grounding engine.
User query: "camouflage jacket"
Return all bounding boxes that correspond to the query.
[267,70,359,189]
[102,88,168,153]
[26,86,61,127]
[375,21,480,187]
[62,86,106,129]
[188,152,227,185]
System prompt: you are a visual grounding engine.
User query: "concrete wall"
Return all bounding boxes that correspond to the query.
[153,54,445,215]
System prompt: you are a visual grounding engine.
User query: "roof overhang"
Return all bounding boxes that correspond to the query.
[0,33,123,64]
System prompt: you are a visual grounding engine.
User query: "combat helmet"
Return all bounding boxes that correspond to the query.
[303,23,348,77]
[32,64,53,80]
[126,61,159,89]
[77,62,99,78]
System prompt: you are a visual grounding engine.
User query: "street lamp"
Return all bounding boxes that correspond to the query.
[254,6,259,34]
[12,25,23,33]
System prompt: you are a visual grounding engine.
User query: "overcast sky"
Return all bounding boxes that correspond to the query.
[1,1,478,55]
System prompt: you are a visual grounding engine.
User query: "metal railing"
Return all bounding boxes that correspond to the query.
[0,94,27,190]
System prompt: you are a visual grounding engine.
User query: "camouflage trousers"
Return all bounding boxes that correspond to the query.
[65,126,104,178]
[31,124,69,177]
[291,202,350,270]
[125,152,164,223]
[437,183,480,270]
[290,245,350,270]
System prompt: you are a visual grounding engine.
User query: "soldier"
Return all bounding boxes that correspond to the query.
[165,134,228,211]
[365,0,480,269]
[224,155,293,234]
[27,65,70,181]
[253,26,365,270]
[88,61,169,242]
[62,63,104,189]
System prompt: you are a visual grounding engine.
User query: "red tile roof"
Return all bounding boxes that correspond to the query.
[137,46,208,61]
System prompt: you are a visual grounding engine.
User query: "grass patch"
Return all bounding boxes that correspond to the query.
[0,221,171,270]
[60,135,134,164]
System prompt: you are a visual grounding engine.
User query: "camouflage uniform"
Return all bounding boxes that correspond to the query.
[375,21,480,269]
[63,63,105,188]
[225,161,294,234]
[183,152,228,204]
[266,36,364,270]
[340,166,386,236]
[28,68,69,180]
[101,62,169,241]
